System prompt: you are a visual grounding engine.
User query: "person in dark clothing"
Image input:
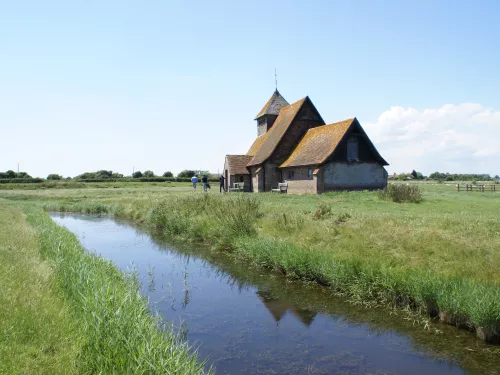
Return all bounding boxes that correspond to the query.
[219,174,225,192]
[202,175,208,192]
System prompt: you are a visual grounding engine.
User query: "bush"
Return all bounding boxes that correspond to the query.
[143,170,155,178]
[313,201,332,220]
[47,174,63,180]
[379,184,422,203]
[163,171,173,177]
[132,171,143,178]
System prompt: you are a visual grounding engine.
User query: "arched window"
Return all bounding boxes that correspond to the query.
[347,136,359,161]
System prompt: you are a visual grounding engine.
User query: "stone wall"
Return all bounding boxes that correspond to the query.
[323,162,387,191]
[282,166,318,194]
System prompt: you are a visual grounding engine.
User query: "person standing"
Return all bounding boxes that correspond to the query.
[191,174,198,192]
[219,174,225,193]
[202,175,208,192]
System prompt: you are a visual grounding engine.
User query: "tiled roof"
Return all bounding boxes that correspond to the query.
[225,155,252,175]
[247,134,267,156]
[248,97,308,167]
[255,90,289,119]
[280,118,355,168]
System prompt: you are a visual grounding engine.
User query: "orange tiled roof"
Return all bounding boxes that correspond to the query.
[280,118,355,168]
[255,90,289,119]
[247,97,308,167]
[225,155,252,175]
[247,133,267,156]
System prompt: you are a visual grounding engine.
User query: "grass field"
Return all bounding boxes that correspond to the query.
[1,181,500,347]
[0,198,210,374]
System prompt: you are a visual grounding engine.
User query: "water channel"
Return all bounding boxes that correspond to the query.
[50,213,499,375]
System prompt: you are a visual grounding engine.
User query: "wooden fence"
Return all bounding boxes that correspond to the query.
[456,184,497,192]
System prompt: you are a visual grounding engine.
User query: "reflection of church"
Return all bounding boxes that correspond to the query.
[257,290,316,327]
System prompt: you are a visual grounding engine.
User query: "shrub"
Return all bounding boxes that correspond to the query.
[143,170,155,177]
[47,174,63,180]
[132,171,143,178]
[379,184,422,203]
[163,171,173,177]
[313,201,332,220]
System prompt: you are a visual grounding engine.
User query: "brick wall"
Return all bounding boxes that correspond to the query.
[323,162,387,191]
[282,166,318,194]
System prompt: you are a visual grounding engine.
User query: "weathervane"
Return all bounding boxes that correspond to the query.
[275,68,278,91]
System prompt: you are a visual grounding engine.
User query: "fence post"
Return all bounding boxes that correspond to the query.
[457,184,460,192]
[466,183,468,192]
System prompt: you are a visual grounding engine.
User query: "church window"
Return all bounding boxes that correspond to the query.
[308,168,313,179]
[288,170,295,179]
[347,136,359,161]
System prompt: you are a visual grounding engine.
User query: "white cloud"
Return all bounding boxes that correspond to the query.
[364,103,500,176]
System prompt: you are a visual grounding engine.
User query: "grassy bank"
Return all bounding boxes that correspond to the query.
[2,183,500,343]
[0,200,210,374]
[0,202,77,374]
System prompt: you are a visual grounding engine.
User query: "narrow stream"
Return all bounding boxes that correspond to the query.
[50,213,499,375]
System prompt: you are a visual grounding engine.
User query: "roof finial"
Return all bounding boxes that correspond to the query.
[275,68,278,92]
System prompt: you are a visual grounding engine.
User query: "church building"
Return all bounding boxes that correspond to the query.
[223,90,389,194]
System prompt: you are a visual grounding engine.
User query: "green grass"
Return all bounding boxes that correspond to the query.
[2,182,500,343]
[0,199,210,374]
[0,201,78,374]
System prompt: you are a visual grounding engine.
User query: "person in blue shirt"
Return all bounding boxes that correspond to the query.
[191,175,198,191]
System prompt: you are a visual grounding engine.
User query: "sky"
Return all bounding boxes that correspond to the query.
[1,0,499,178]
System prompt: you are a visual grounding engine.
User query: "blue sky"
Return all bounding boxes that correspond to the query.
[1,0,499,177]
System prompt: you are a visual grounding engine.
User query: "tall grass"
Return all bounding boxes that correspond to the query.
[148,194,260,249]
[0,204,77,374]
[24,206,211,374]
[232,237,500,341]
[13,185,500,344]
[379,184,422,203]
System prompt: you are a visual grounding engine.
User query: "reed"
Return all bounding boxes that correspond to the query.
[23,205,211,374]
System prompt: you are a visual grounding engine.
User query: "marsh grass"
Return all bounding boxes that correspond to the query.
[379,184,422,203]
[23,205,210,374]
[3,183,500,343]
[0,203,78,374]
[148,194,261,249]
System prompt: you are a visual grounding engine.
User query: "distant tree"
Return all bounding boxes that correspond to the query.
[445,176,454,181]
[111,172,124,178]
[5,170,16,178]
[416,172,425,180]
[96,170,113,179]
[132,171,143,178]
[143,170,155,177]
[16,172,32,178]
[177,170,196,178]
[47,174,62,180]
[162,171,173,178]
[495,175,500,179]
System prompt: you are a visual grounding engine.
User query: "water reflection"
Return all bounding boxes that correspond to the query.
[50,213,499,375]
